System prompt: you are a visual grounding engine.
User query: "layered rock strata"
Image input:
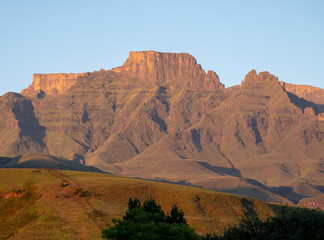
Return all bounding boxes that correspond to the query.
[0,50,322,204]
[21,73,87,97]
[112,51,224,90]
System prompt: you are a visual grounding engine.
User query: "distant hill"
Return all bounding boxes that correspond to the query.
[0,51,324,205]
[0,154,102,172]
[0,168,278,239]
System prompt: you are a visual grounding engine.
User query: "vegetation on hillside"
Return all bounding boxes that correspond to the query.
[203,207,324,240]
[0,181,39,239]
[0,169,277,239]
[1,169,323,239]
[102,198,200,240]
[102,197,324,240]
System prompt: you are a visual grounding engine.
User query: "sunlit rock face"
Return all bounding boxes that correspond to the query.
[241,69,279,87]
[16,51,227,163]
[280,81,324,114]
[298,197,324,210]
[112,51,224,90]
[21,73,87,96]
[280,82,324,103]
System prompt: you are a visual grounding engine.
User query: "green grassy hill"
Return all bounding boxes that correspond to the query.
[0,168,279,240]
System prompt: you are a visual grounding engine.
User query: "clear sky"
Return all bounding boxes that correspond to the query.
[1,0,323,96]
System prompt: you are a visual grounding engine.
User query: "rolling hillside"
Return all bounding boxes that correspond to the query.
[0,169,277,239]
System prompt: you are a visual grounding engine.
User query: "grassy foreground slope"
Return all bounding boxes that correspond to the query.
[0,169,277,240]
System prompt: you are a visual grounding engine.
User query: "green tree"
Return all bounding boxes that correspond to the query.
[127,198,141,210]
[102,198,200,240]
[203,207,324,240]
[167,204,187,225]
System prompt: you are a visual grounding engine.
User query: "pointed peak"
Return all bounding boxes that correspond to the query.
[257,71,278,82]
[242,70,279,87]
[205,70,225,89]
[248,69,257,76]
[243,69,258,83]
[206,70,219,79]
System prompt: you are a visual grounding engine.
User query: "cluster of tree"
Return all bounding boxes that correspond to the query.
[202,206,324,240]
[102,197,200,240]
[102,198,324,240]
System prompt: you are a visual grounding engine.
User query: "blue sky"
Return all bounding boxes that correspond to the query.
[0,0,323,95]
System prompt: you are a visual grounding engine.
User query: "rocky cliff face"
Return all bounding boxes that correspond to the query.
[298,196,324,210]
[17,51,227,164]
[21,51,224,97]
[21,73,87,97]
[280,82,324,103]
[242,70,279,87]
[280,82,324,114]
[0,93,47,156]
[1,51,324,204]
[112,51,224,90]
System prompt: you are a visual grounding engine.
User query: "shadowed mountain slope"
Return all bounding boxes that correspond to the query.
[0,51,323,204]
[280,81,324,113]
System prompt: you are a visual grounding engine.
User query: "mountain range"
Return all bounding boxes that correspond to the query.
[1,51,324,206]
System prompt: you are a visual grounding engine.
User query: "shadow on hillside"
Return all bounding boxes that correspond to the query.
[197,162,242,177]
[314,185,324,194]
[13,99,47,148]
[316,104,324,114]
[286,92,321,115]
[270,186,306,203]
[0,157,12,167]
[244,178,306,204]
[133,174,308,204]
[132,177,203,188]
[241,198,258,218]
